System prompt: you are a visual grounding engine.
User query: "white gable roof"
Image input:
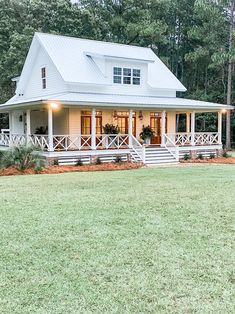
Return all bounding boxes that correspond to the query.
[35,32,186,91]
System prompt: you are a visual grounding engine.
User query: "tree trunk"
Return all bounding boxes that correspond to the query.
[226,0,235,149]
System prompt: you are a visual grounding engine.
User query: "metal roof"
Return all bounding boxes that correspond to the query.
[0,92,232,111]
[35,33,187,91]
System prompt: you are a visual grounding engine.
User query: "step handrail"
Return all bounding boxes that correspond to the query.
[164,134,179,161]
[130,135,145,162]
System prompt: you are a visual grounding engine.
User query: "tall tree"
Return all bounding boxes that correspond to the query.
[226,0,235,149]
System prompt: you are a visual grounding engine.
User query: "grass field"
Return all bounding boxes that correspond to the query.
[0,165,234,313]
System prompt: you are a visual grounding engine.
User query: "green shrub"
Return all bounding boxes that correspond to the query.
[222,151,229,158]
[53,159,59,166]
[140,125,154,141]
[197,153,204,160]
[209,153,215,159]
[0,145,45,171]
[75,158,83,166]
[115,155,122,163]
[103,123,119,134]
[183,154,190,161]
[96,157,102,165]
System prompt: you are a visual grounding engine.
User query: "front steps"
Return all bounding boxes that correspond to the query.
[145,147,178,165]
[131,146,178,165]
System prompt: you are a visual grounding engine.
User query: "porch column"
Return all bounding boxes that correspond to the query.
[218,111,222,144]
[128,109,133,147]
[91,108,96,150]
[161,110,166,145]
[9,111,13,135]
[8,111,13,146]
[186,112,190,133]
[48,105,54,152]
[26,109,31,142]
[191,111,195,146]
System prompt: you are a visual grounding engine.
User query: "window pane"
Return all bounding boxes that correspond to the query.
[42,78,46,89]
[113,75,121,84]
[133,69,140,77]
[113,67,122,75]
[133,77,140,85]
[41,67,46,78]
[123,68,131,76]
[123,76,131,84]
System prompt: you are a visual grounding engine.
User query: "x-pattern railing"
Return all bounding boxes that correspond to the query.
[166,132,219,146]
[194,133,219,145]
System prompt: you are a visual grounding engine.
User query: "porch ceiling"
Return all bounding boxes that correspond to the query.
[0,92,233,112]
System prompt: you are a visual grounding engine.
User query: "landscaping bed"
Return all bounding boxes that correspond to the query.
[0,162,143,176]
[181,157,235,164]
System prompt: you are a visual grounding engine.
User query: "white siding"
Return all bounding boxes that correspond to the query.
[20,46,66,100]
[11,110,24,134]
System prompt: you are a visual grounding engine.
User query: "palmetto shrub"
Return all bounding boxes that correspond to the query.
[0,144,45,171]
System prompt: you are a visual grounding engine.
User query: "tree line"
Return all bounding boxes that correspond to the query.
[0,0,234,147]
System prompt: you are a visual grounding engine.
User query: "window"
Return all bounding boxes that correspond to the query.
[123,68,131,84]
[113,67,122,84]
[41,67,46,89]
[113,67,141,85]
[133,69,140,85]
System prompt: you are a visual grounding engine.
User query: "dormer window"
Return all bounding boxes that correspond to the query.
[113,67,122,84]
[41,67,46,89]
[113,67,140,85]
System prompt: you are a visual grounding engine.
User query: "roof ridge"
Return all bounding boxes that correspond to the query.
[35,32,153,51]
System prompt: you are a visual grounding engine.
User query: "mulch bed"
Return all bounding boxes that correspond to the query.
[0,162,143,176]
[180,157,235,164]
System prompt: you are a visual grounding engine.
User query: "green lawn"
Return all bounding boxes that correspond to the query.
[0,166,234,313]
[230,150,235,157]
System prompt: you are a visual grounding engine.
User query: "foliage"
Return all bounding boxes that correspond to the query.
[103,123,119,134]
[197,153,204,160]
[139,125,154,140]
[35,126,47,134]
[95,156,102,164]
[115,155,122,163]
[222,150,229,158]
[209,153,215,159]
[75,158,83,166]
[53,158,59,166]
[183,153,190,160]
[0,144,45,171]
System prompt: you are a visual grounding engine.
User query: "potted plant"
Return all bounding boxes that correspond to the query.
[35,126,47,134]
[103,124,119,147]
[103,124,119,135]
[140,125,154,144]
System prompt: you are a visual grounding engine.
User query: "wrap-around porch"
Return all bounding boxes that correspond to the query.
[0,104,223,163]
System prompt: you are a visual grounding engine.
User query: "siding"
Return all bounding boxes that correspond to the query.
[21,46,66,100]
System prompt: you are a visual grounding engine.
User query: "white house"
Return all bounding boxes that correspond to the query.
[0,33,232,164]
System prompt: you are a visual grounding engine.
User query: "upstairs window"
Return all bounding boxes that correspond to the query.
[113,67,141,85]
[113,67,122,84]
[123,68,131,84]
[133,69,140,85]
[41,67,46,89]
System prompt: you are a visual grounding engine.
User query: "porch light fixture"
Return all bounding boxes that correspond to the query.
[138,111,143,120]
[113,110,118,120]
[50,102,59,110]
[221,109,227,114]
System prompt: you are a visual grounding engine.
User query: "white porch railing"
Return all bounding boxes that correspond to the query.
[194,132,219,145]
[0,133,132,151]
[164,134,179,161]
[166,132,219,146]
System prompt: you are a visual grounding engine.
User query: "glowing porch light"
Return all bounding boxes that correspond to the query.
[49,102,59,110]
[221,109,227,114]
